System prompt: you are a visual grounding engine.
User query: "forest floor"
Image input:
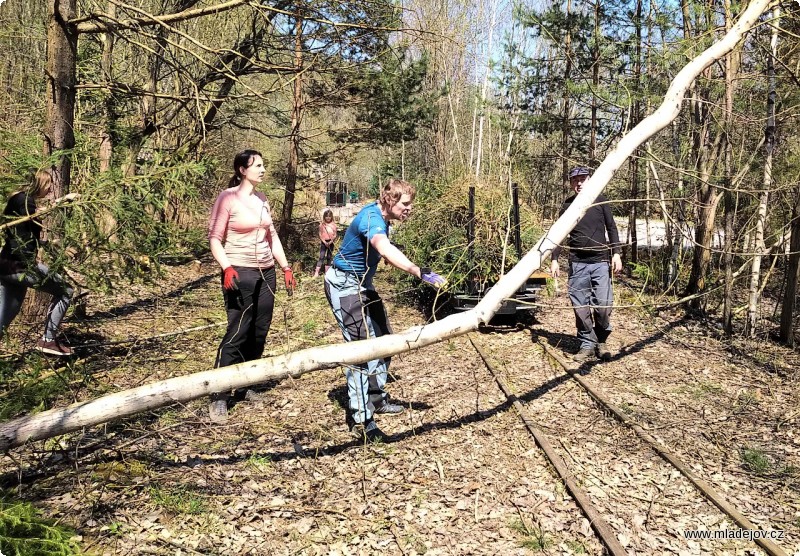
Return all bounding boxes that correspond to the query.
[0,256,798,556]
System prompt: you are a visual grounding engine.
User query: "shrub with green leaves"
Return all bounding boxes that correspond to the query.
[59,155,211,289]
[0,493,82,555]
[0,127,213,292]
[395,177,543,295]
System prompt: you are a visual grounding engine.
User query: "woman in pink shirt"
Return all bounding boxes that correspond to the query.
[207,149,297,423]
[313,209,337,277]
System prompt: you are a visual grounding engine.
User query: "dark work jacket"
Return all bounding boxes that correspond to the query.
[0,192,40,272]
[551,193,621,264]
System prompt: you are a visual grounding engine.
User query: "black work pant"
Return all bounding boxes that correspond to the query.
[214,266,276,370]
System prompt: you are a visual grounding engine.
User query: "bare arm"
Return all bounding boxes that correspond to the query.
[267,224,290,270]
[370,234,421,278]
[210,237,231,270]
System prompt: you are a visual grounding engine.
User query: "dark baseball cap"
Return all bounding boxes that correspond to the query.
[569,166,591,179]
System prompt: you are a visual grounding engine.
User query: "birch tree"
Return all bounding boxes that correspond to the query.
[745,5,779,337]
[0,0,773,452]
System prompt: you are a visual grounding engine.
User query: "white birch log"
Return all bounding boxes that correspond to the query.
[0,0,772,452]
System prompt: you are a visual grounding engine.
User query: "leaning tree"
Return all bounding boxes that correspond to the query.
[3,0,775,452]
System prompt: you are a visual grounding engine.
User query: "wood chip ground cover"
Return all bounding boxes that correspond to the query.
[0,260,797,555]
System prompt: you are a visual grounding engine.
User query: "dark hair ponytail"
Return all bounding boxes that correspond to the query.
[228,149,263,188]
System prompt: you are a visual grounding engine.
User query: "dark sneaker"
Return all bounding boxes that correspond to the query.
[373,400,405,415]
[572,347,595,362]
[208,399,229,423]
[351,420,386,443]
[35,338,73,357]
[596,343,612,361]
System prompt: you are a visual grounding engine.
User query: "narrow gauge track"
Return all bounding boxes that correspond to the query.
[467,328,787,556]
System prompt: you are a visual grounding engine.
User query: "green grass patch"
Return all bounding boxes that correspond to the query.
[105,521,125,536]
[733,390,759,413]
[544,277,556,298]
[149,485,206,515]
[618,401,635,415]
[0,355,99,420]
[302,319,318,335]
[566,539,587,554]
[247,454,273,472]
[0,493,82,555]
[779,465,798,478]
[690,381,723,399]
[92,460,149,485]
[741,447,771,475]
[510,518,551,551]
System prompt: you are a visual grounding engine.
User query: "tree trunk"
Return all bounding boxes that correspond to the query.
[683,0,714,309]
[474,0,498,179]
[628,0,643,264]
[646,144,671,251]
[589,0,600,167]
[44,0,78,195]
[0,0,771,451]
[666,121,685,291]
[745,6,779,337]
[561,0,573,186]
[98,2,115,173]
[687,182,723,308]
[628,156,639,262]
[280,12,304,243]
[779,190,800,346]
[721,0,735,335]
[31,0,79,331]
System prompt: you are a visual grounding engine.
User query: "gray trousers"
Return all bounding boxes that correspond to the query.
[324,267,392,425]
[0,262,74,341]
[567,261,613,350]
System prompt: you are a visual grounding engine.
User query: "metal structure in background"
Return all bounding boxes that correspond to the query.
[453,182,549,315]
[325,180,348,207]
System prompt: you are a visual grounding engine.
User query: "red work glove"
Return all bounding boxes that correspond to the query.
[283,266,296,295]
[222,266,239,290]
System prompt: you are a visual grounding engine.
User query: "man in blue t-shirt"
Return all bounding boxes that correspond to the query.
[324,178,445,442]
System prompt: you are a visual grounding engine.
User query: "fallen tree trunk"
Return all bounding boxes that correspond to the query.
[0,0,771,452]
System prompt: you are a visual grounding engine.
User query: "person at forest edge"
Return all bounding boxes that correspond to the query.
[0,170,75,356]
[313,209,337,277]
[207,149,297,423]
[550,166,622,362]
[324,177,445,442]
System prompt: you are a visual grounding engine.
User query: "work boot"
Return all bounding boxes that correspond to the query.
[572,347,595,362]
[373,399,405,415]
[596,343,612,361]
[351,420,386,443]
[208,398,228,423]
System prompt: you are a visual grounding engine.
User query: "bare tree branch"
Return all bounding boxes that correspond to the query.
[73,0,253,34]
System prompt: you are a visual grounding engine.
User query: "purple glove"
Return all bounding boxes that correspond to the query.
[420,267,445,287]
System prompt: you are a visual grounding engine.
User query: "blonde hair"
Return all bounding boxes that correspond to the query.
[29,170,53,198]
[322,208,333,221]
[379,178,415,207]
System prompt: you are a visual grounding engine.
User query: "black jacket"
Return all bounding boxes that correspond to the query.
[551,193,621,264]
[1,192,41,268]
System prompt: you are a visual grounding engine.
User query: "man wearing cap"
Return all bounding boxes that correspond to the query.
[550,166,622,362]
